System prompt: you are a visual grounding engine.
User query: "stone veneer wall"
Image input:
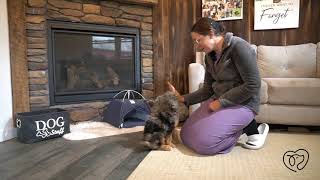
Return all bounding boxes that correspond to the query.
[26,0,154,122]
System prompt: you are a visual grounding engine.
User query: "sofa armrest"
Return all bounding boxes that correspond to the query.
[188,63,205,93]
[260,79,268,104]
[188,63,205,112]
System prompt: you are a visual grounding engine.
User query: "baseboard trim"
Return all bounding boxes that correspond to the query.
[0,127,17,142]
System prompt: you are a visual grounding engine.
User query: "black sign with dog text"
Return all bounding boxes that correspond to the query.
[16,108,70,143]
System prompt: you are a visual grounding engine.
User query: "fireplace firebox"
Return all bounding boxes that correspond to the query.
[47,21,141,105]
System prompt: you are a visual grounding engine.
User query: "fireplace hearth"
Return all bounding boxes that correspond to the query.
[47,21,141,105]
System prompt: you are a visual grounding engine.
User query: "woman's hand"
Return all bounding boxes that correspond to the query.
[209,100,222,111]
[167,82,185,102]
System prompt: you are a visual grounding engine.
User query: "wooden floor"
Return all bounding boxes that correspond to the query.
[0,132,150,180]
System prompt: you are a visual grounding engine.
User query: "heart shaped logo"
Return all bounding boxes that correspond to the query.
[283,149,309,172]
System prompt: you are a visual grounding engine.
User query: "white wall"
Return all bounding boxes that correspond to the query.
[0,0,16,142]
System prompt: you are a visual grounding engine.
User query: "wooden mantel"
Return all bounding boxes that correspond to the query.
[114,0,158,6]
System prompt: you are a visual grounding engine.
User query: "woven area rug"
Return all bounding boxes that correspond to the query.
[128,132,320,180]
[62,121,143,140]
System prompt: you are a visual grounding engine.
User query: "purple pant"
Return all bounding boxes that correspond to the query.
[181,99,254,155]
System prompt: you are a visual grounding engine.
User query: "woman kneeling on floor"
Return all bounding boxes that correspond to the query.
[169,17,269,155]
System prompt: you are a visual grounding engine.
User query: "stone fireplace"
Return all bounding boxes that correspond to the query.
[26,0,154,122]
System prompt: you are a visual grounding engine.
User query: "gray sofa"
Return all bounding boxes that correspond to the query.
[188,42,320,126]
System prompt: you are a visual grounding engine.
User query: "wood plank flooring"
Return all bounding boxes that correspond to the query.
[0,131,150,180]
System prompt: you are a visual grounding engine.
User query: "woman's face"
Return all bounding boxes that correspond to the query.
[191,32,215,54]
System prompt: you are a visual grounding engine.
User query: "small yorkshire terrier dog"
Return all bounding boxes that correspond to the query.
[142,91,189,151]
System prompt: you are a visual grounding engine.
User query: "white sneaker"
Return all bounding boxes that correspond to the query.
[242,123,269,150]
